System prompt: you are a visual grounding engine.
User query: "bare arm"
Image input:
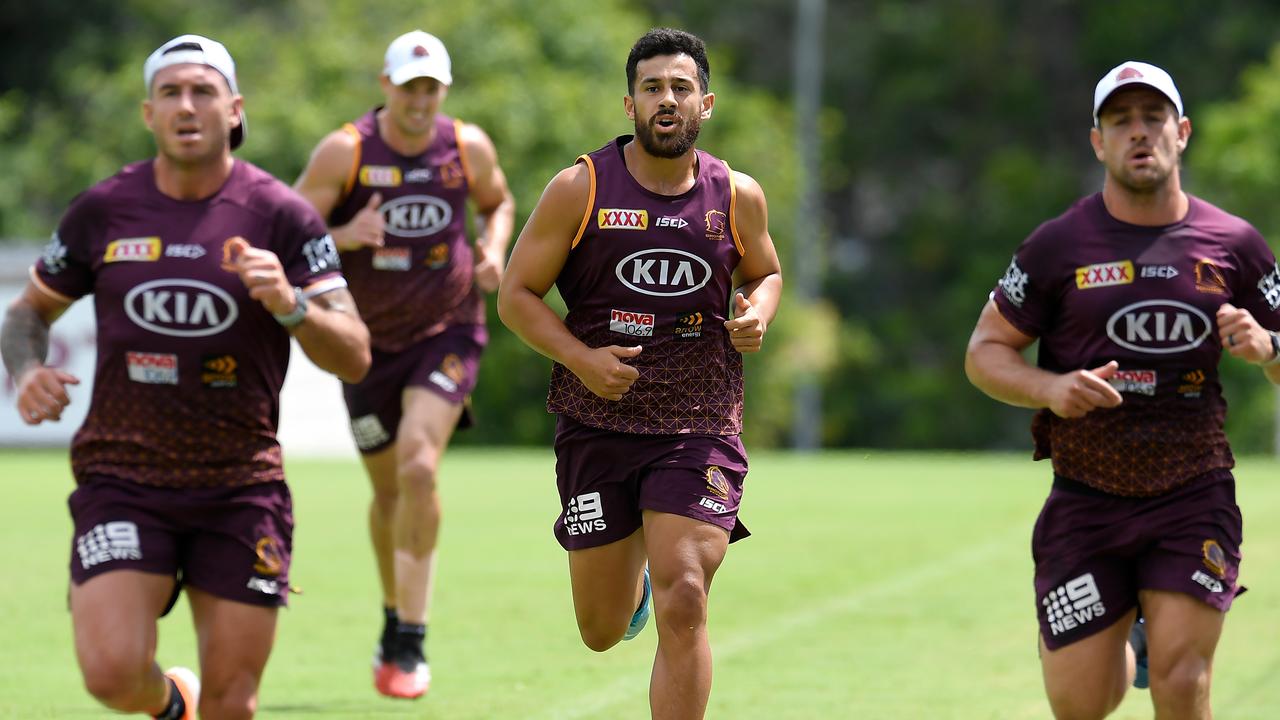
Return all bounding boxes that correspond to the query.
[225,238,371,384]
[292,287,372,384]
[724,171,783,353]
[294,130,385,251]
[496,165,641,401]
[1215,302,1280,385]
[459,123,515,293]
[1,282,80,424]
[965,299,1121,418]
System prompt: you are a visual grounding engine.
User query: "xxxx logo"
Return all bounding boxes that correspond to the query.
[1076,260,1134,289]
[598,208,649,230]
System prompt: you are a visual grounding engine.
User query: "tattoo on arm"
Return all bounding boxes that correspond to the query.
[1,304,51,378]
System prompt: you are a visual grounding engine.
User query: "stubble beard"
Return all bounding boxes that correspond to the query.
[634,111,701,159]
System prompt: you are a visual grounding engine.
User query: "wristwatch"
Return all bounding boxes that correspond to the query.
[1264,331,1280,367]
[272,287,308,328]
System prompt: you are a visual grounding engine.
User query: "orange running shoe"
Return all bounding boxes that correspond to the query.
[162,667,200,719]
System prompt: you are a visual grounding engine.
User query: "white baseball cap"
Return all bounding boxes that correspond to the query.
[1093,61,1183,126]
[384,30,452,86]
[143,34,246,150]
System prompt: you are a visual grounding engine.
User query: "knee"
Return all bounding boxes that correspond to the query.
[654,574,708,637]
[200,673,259,720]
[79,652,150,709]
[1149,654,1210,704]
[578,624,623,653]
[398,455,439,494]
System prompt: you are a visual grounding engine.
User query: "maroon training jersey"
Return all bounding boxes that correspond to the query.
[547,136,745,435]
[992,193,1280,496]
[33,159,345,488]
[328,110,484,352]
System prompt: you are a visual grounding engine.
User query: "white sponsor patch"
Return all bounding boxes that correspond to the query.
[1191,570,1224,593]
[1140,265,1178,279]
[1258,262,1280,311]
[1108,368,1156,396]
[302,234,340,274]
[656,216,689,229]
[382,195,453,237]
[1105,299,1212,354]
[564,491,607,536]
[615,249,712,297]
[165,243,207,259]
[77,521,142,569]
[609,309,654,337]
[372,247,412,271]
[1044,572,1107,636]
[404,168,433,183]
[124,278,238,338]
[126,351,179,385]
[998,257,1028,307]
[350,414,390,450]
[429,370,459,393]
[246,577,280,595]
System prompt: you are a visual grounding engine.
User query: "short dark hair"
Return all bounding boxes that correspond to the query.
[626,28,710,95]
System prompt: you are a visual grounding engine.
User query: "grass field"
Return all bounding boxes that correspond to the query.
[1,448,1278,719]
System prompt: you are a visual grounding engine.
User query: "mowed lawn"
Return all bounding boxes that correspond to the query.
[2,448,1278,719]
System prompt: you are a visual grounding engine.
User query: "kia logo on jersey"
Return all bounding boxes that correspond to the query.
[124,278,239,338]
[381,195,453,237]
[615,248,713,297]
[1105,299,1212,354]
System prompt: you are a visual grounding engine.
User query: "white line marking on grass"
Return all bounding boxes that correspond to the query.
[536,527,1027,720]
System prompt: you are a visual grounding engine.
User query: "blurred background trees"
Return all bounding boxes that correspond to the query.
[6,0,1280,451]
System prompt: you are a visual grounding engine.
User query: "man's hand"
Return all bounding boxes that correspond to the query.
[225,237,297,316]
[1043,360,1123,418]
[570,345,642,401]
[724,292,765,353]
[1217,303,1274,364]
[15,365,80,425]
[332,193,385,251]
[473,244,504,293]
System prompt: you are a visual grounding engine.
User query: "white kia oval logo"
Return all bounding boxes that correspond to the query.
[381,195,453,237]
[615,248,712,297]
[1105,299,1211,354]
[124,278,239,337]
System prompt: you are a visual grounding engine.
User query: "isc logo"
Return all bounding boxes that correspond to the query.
[656,216,689,229]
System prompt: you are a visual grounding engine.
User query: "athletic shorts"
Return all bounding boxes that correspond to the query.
[68,475,294,609]
[1032,470,1243,650]
[343,324,485,453]
[552,415,750,551]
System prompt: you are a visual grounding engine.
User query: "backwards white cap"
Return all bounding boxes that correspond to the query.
[1093,61,1183,126]
[143,34,246,150]
[384,30,452,86]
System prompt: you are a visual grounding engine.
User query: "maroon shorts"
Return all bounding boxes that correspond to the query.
[68,476,293,608]
[343,324,485,453]
[552,415,750,551]
[1032,470,1243,650]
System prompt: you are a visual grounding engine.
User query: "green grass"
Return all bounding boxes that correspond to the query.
[2,448,1279,718]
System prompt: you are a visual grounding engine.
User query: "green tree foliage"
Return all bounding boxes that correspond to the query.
[0,0,797,446]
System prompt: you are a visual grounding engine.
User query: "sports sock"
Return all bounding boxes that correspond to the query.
[153,676,186,720]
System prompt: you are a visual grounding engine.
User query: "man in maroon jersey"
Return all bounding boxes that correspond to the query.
[966,61,1280,719]
[292,29,513,699]
[498,28,782,720]
[1,35,370,720]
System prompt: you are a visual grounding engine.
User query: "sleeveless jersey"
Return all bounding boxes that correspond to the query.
[33,159,346,488]
[547,136,745,435]
[329,110,484,352]
[992,193,1280,496]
